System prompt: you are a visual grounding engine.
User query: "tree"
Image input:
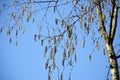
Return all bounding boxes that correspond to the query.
[0,0,120,80]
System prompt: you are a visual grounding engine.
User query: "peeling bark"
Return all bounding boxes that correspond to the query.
[96,0,119,80]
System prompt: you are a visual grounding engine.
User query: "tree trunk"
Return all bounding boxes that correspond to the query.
[96,0,119,80]
[106,43,119,80]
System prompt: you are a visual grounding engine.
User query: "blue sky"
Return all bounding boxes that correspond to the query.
[0,0,120,80]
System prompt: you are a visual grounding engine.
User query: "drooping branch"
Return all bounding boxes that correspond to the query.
[109,0,119,44]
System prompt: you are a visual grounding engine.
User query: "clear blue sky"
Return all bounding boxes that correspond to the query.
[0,0,120,80]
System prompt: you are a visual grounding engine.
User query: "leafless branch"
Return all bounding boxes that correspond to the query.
[32,0,57,3]
[106,68,110,80]
[116,55,120,59]
[108,0,119,44]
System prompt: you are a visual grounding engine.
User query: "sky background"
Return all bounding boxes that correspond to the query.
[0,0,120,80]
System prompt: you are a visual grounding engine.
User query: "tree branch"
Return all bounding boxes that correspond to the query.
[96,0,109,44]
[96,0,119,80]
[116,55,120,59]
[109,0,119,44]
[106,68,110,80]
[32,0,57,3]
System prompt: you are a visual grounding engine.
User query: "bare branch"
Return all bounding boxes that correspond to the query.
[117,49,120,55]
[117,5,120,8]
[109,0,119,44]
[96,0,109,44]
[106,68,110,80]
[116,55,120,59]
[32,0,57,3]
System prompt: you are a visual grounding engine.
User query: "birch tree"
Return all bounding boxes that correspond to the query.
[0,0,120,80]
